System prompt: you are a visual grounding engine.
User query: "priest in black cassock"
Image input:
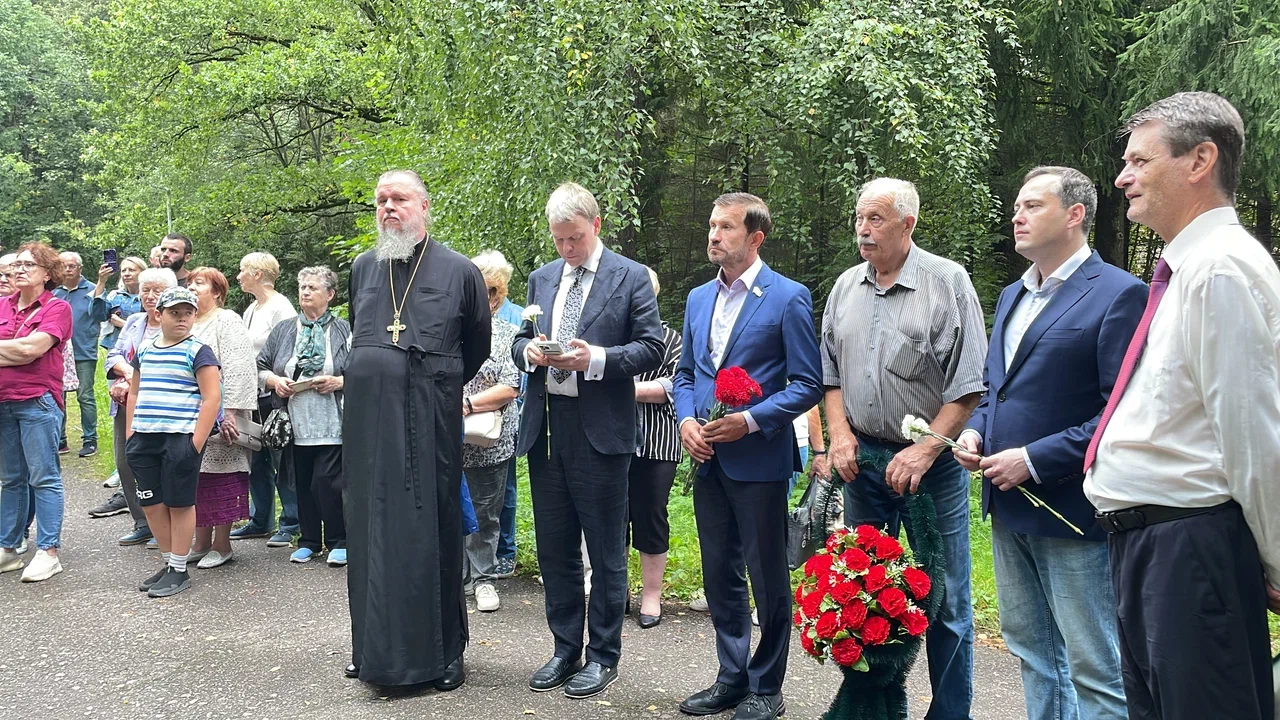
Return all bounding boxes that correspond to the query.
[342,169,491,689]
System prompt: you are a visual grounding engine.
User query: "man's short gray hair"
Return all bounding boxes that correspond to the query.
[857,178,921,221]
[59,251,83,267]
[298,266,339,292]
[137,268,178,289]
[472,250,514,285]
[1023,166,1099,235]
[1124,91,1246,197]
[377,170,430,202]
[545,182,600,225]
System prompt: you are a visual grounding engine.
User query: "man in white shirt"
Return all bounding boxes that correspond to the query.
[1084,92,1279,720]
[512,183,664,700]
[956,167,1145,720]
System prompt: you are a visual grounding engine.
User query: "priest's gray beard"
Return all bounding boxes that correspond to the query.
[375,225,421,262]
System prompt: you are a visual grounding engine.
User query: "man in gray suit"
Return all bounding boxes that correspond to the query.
[512,182,665,700]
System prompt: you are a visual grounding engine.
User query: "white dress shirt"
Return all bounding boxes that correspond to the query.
[1084,207,1280,583]
[680,256,764,434]
[960,243,1092,483]
[524,240,607,397]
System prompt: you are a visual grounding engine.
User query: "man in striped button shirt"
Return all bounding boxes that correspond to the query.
[813,178,988,720]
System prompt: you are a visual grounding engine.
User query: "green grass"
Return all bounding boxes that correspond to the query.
[83,360,1278,645]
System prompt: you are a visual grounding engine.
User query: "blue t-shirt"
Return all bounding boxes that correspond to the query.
[98,290,142,350]
[52,278,107,362]
[131,335,221,435]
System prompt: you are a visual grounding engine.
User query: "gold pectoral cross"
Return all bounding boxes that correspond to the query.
[387,312,407,343]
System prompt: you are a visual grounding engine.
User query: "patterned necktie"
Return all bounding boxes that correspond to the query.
[550,266,586,384]
[1083,258,1173,471]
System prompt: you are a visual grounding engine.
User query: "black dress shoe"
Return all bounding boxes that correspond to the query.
[432,656,465,691]
[344,664,359,679]
[638,612,662,629]
[529,656,582,692]
[679,682,750,715]
[731,693,785,720]
[563,661,617,699]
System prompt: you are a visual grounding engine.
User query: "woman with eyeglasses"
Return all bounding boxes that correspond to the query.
[0,243,74,583]
[100,268,180,547]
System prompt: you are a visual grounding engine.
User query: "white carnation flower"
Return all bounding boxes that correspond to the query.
[901,414,932,442]
[521,304,543,322]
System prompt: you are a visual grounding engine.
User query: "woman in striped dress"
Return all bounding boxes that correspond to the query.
[629,267,684,628]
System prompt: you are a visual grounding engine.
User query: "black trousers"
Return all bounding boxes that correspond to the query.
[627,457,678,554]
[694,460,791,696]
[290,444,345,552]
[1109,502,1273,720]
[528,396,630,667]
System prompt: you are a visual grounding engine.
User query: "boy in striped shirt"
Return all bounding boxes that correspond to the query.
[124,287,221,598]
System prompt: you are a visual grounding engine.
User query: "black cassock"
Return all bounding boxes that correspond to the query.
[343,238,490,686]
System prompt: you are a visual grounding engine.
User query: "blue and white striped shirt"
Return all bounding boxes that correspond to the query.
[131,335,220,434]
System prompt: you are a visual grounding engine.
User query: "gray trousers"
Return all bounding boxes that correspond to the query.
[463,459,510,587]
[113,411,148,531]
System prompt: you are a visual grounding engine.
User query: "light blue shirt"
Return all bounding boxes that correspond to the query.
[52,277,107,362]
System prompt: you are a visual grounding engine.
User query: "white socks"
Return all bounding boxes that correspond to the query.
[169,552,188,573]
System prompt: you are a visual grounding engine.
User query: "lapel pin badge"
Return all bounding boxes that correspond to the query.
[752,286,763,297]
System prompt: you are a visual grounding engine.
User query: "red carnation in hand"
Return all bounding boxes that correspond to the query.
[903,608,929,636]
[864,565,891,592]
[805,552,834,577]
[816,611,842,640]
[826,528,851,553]
[840,548,871,574]
[877,588,908,618]
[714,366,763,407]
[800,589,825,617]
[800,630,819,656]
[902,567,932,600]
[854,525,883,548]
[830,638,864,666]
[874,536,904,561]
[830,580,860,605]
[841,600,868,630]
[862,615,891,645]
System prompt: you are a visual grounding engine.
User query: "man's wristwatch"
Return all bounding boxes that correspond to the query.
[811,449,827,456]
[464,397,474,414]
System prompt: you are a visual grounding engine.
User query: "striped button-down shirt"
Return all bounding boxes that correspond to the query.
[636,323,684,462]
[821,243,988,442]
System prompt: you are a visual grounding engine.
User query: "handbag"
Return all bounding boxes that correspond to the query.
[786,475,844,570]
[463,410,503,448]
[232,418,264,452]
[261,367,301,451]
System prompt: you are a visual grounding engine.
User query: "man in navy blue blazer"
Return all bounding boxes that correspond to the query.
[673,193,822,720]
[955,166,1146,720]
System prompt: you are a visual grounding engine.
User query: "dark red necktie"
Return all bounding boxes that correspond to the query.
[1084,258,1172,472]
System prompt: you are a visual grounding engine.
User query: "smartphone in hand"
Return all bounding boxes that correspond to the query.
[103,248,119,273]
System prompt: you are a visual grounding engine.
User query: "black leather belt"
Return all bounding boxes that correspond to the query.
[1095,501,1235,534]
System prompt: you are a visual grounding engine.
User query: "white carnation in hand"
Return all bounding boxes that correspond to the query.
[901,414,932,442]
[521,304,543,322]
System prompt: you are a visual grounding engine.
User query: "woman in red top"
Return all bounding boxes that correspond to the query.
[0,242,74,583]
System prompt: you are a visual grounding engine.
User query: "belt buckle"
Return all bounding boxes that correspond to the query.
[1097,509,1144,533]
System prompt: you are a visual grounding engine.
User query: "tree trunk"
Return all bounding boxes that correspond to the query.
[1093,186,1127,271]
[1257,193,1273,253]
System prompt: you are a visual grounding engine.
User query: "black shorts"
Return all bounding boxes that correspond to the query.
[125,432,203,508]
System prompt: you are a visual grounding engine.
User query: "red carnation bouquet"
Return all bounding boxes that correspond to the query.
[794,525,932,672]
[683,366,763,494]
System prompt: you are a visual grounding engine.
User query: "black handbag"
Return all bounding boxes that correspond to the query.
[261,367,301,450]
[786,476,844,570]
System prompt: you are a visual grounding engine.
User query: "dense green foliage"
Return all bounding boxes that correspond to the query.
[3,0,1278,314]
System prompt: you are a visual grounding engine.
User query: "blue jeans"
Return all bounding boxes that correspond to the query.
[0,394,65,550]
[247,447,299,534]
[843,436,974,720]
[786,446,809,497]
[497,437,519,560]
[991,516,1127,720]
[59,359,98,446]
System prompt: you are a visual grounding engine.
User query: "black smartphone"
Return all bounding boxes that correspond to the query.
[103,248,118,273]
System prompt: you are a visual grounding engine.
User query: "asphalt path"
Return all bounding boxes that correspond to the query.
[0,461,1026,719]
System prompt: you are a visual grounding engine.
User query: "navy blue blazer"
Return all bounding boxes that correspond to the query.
[966,251,1146,540]
[673,262,824,483]
[512,246,665,457]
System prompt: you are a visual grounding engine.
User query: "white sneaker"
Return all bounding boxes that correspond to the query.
[689,595,709,612]
[475,583,500,612]
[103,471,121,488]
[197,550,233,569]
[0,550,23,574]
[16,538,28,555]
[20,550,61,582]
